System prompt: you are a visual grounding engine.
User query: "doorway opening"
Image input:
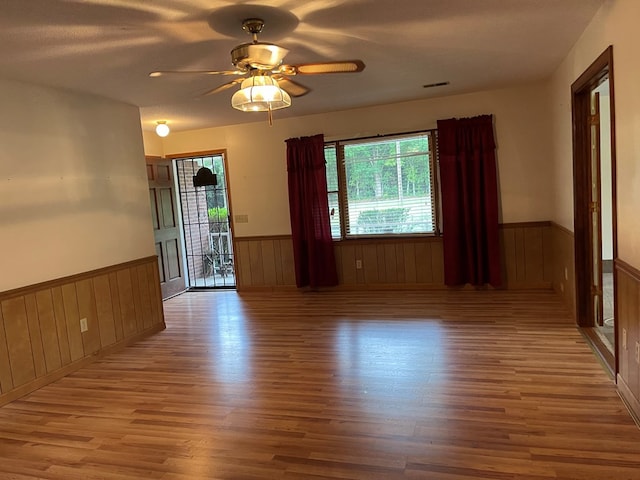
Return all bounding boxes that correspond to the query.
[174,152,235,289]
[593,79,615,351]
[571,46,617,374]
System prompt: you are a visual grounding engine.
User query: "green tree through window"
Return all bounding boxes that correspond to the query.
[325,131,438,238]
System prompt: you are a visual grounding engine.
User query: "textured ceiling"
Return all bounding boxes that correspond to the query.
[0,0,604,132]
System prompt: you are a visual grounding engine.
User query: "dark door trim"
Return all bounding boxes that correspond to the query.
[571,45,618,373]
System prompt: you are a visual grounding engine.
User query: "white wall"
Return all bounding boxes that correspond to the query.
[153,82,553,237]
[0,78,155,292]
[142,132,164,158]
[549,0,640,267]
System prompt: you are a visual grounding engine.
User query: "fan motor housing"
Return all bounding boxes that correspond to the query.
[231,42,289,71]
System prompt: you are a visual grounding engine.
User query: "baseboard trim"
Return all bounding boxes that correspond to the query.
[503,281,553,290]
[580,327,615,379]
[236,285,299,293]
[0,322,165,408]
[237,282,553,293]
[333,283,445,291]
[617,374,640,428]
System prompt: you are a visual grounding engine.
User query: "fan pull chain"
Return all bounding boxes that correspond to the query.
[268,104,273,126]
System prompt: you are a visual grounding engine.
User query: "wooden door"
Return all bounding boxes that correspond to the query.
[589,90,604,327]
[147,157,186,299]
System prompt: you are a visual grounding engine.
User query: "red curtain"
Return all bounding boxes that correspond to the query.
[437,115,501,287]
[286,134,338,288]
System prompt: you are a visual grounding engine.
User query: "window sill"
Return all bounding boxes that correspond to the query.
[332,233,441,244]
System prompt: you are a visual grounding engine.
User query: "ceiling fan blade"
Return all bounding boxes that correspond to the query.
[274,77,311,97]
[279,60,365,76]
[201,78,244,96]
[149,70,245,78]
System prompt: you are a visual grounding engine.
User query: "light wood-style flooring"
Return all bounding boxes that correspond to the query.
[1,289,639,479]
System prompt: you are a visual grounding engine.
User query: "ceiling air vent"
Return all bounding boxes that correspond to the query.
[423,81,450,89]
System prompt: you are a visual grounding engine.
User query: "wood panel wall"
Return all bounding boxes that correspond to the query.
[334,237,445,287]
[551,222,576,317]
[234,236,296,289]
[234,222,553,290]
[500,222,553,288]
[616,259,640,421]
[0,256,165,406]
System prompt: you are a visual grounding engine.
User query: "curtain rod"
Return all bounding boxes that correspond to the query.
[325,128,436,144]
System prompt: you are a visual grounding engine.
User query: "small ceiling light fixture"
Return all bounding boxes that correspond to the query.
[155,121,170,137]
[231,74,291,125]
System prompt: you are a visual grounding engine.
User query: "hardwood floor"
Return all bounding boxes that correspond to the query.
[0,289,639,479]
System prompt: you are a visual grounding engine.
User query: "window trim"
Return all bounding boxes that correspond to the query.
[326,129,441,241]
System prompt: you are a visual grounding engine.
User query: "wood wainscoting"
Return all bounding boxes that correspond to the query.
[500,221,553,289]
[234,222,554,291]
[234,235,297,290]
[551,222,576,316]
[334,236,444,287]
[0,256,165,406]
[616,259,640,421]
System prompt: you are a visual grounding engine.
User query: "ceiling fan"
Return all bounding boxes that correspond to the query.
[149,18,365,116]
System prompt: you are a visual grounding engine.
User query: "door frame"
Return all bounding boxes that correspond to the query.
[571,46,618,373]
[166,149,239,289]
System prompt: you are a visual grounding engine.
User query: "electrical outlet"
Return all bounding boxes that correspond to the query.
[80,318,88,333]
[356,259,363,269]
[622,328,627,350]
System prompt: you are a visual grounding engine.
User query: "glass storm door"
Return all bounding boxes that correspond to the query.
[175,154,235,289]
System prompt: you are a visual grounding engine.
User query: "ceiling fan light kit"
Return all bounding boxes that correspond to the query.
[150,17,365,125]
[231,75,291,112]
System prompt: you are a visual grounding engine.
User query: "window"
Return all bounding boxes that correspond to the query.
[325,130,439,239]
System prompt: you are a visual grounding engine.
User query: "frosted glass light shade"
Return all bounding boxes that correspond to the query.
[155,122,170,137]
[231,76,291,112]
